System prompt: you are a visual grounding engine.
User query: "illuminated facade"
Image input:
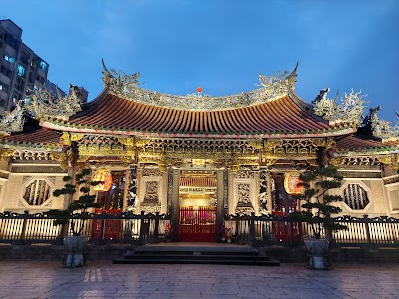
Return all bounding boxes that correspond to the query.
[0,63,398,241]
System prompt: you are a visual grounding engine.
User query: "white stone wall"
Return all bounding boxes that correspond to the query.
[0,173,66,213]
[338,178,389,217]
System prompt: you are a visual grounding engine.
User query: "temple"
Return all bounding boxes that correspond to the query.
[0,62,398,242]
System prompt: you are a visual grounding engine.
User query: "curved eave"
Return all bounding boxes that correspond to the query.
[335,134,399,156]
[41,120,357,139]
[41,89,356,139]
[0,127,62,151]
[40,91,357,139]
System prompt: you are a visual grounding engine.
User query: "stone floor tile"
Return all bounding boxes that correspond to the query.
[0,261,399,299]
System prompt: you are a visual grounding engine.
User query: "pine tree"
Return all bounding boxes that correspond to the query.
[289,166,347,239]
[48,169,101,236]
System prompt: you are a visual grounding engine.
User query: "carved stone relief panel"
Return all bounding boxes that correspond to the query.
[234,180,255,216]
[143,181,159,203]
[237,183,251,204]
[142,168,162,177]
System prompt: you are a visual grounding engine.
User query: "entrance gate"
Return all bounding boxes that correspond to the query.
[178,207,216,242]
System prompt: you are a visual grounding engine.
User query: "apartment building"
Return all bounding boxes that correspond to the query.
[0,19,49,113]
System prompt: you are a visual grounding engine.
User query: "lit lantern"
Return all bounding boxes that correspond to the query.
[196,87,203,93]
[93,169,113,192]
[284,172,303,195]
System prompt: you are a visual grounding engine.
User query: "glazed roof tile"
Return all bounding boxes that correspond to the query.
[0,127,61,149]
[335,134,399,154]
[41,92,355,138]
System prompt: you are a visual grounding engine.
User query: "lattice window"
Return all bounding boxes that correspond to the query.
[23,179,51,206]
[342,184,369,210]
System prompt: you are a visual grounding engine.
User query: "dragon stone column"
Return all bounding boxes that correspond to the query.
[259,167,273,213]
[126,164,137,211]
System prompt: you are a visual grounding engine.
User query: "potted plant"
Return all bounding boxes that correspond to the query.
[48,169,101,267]
[289,166,347,269]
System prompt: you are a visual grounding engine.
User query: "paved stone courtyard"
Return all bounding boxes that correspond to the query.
[0,261,398,299]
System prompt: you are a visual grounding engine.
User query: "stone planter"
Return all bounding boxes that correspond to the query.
[63,236,88,268]
[304,238,330,270]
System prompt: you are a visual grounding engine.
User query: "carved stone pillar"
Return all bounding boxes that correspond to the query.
[68,142,78,203]
[266,168,273,213]
[170,168,180,239]
[216,170,224,237]
[223,169,229,214]
[166,167,173,215]
[259,166,273,214]
[122,167,131,210]
[126,164,137,211]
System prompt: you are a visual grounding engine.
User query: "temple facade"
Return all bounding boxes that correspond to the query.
[0,63,398,241]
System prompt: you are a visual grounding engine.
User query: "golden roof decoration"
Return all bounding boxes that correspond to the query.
[369,109,399,140]
[101,60,298,111]
[25,84,83,120]
[0,99,25,134]
[312,88,366,124]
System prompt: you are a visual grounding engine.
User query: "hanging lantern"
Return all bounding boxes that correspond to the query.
[93,169,113,192]
[284,172,303,195]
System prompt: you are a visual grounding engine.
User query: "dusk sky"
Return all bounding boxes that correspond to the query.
[3,0,398,123]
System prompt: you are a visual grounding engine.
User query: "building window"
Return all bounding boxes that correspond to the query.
[4,33,18,50]
[17,64,25,77]
[36,75,45,84]
[0,81,9,93]
[38,60,48,71]
[13,91,22,101]
[0,65,12,77]
[4,55,15,64]
[20,51,30,65]
[23,179,51,206]
[15,78,24,92]
[342,183,370,210]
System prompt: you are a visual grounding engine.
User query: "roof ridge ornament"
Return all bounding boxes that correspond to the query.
[0,99,25,134]
[258,62,298,91]
[101,61,298,111]
[26,84,83,120]
[312,88,366,124]
[102,59,140,90]
[358,107,399,139]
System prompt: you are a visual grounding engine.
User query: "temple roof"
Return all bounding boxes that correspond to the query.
[335,134,399,154]
[0,126,61,150]
[40,91,356,139]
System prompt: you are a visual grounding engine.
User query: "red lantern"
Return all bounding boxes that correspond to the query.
[284,172,303,195]
[93,169,113,192]
[196,87,203,93]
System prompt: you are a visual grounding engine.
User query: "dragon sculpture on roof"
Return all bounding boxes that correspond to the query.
[101,60,298,111]
[0,99,25,134]
[26,84,83,120]
[312,88,366,124]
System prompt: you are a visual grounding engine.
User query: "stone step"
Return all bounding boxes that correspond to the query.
[113,243,280,266]
[113,257,280,266]
[124,253,272,260]
[127,249,260,256]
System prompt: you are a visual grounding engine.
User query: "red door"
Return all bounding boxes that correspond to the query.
[92,208,123,240]
[178,207,216,242]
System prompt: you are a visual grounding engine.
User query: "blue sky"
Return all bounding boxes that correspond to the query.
[3,0,399,123]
